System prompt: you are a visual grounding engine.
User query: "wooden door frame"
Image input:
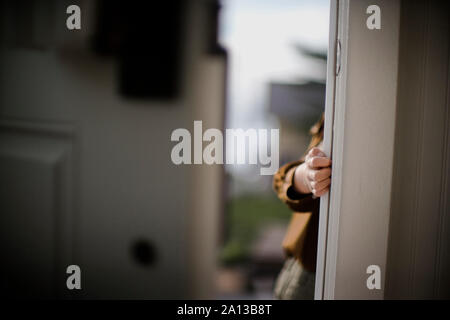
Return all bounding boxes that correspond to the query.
[314,0,339,300]
[315,0,401,299]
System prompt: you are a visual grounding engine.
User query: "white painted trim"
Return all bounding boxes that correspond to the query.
[314,0,339,300]
[322,0,350,300]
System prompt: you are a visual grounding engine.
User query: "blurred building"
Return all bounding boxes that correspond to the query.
[269,80,325,163]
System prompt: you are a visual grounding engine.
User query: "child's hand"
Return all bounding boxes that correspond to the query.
[293,147,332,198]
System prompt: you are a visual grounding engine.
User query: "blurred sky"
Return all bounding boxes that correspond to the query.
[218,0,330,179]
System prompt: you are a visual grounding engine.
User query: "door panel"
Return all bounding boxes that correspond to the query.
[385,0,450,299]
[0,121,75,298]
[319,0,401,299]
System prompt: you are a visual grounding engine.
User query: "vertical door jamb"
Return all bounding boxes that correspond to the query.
[314,0,342,300]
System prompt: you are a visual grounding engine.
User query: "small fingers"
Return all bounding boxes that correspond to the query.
[311,178,331,193]
[307,167,331,182]
[313,187,329,197]
[308,147,326,158]
[307,156,331,169]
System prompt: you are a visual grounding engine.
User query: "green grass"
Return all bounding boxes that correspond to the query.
[220,194,292,265]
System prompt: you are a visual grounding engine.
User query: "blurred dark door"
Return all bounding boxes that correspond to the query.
[0,0,195,299]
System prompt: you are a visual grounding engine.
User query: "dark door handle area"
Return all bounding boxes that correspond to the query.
[130,239,157,267]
